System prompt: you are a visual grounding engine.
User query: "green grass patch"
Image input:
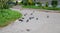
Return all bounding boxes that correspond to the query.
[22,5,60,10]
[22,5,42,9]
[0,9,22,27]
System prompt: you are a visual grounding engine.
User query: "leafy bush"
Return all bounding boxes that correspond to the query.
[22,0,28,5]
[0,0,14,9]
[19,1,23,5]
[21,0,35,5]
[28,0,35,5]
[45,2,49,7]
[51,0,58,7]
[35,2,42,6]
[15,1,18,5]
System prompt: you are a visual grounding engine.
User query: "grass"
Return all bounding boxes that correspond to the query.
[45,7,60,10]
[22,5,42,9]
[22,5,60,10]
[0,9,22,27]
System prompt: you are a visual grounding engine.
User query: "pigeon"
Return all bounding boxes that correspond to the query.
[24,13,27,16]
[30,13,33,15]
[47,15,49,18]
[36,18,38,20]
[19,19,23,22]
[26,29,30,31]
[29,17,34,20]
[22,18,24,19]
[26,19,29,22]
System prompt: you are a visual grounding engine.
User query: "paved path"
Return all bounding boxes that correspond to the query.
[0,6,60,33]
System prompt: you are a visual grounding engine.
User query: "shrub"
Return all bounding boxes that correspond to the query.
[0,0,14,9]
[21,0,35,5]
[22,0,28,5]
[19,1,23,5]
[51,0,58,7]
[28,0,35,5]
[35,2,42,6]
[45,2,49,7]
[15,1,18,5]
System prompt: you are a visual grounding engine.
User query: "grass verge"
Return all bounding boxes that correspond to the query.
[22,5,60,10]
[0,9,22,27]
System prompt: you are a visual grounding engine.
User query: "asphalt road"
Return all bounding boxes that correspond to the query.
[0,6,60,33]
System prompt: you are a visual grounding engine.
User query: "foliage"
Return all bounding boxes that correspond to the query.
[51,0,58,7]
[20,0,35,5]
[0,9,22,27]
[19,1,23,5]
[0,0,14,9]
[15,1,18,5]
[28,0,34,5]
[22,0,28,5]
[35,2,42,6]
[45,2,49,7]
